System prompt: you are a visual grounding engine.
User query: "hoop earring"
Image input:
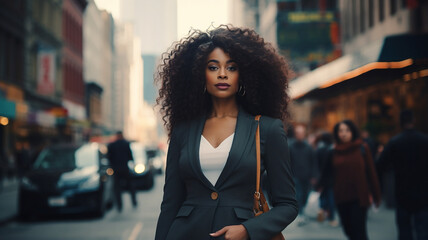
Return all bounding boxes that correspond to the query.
[238,85,246,96]
[203,86,207,94]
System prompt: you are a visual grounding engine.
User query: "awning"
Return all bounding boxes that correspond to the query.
[290,33,428,99]
[0,98,16,119]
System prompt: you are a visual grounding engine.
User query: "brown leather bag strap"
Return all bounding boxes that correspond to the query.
[255,115,261,196]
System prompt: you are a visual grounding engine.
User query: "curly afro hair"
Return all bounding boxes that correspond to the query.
[156,25,291,137]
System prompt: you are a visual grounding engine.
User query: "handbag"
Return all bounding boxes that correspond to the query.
[253,115,286,240]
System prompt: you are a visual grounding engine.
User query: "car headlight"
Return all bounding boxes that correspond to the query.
[80,174,100,190]
[134,163,146,174]
[21,177,38,190]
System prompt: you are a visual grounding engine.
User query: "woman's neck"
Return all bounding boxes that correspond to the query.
[209,98,238,118]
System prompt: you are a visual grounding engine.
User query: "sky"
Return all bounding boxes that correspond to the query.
[94,0,230,40]
[94,0,120,19]
[177,0,229,38]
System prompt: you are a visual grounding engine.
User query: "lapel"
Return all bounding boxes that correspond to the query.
[187,106,257,190]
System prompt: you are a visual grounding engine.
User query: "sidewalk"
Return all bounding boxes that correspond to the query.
[283,205,397,240]
[0,177,19,224]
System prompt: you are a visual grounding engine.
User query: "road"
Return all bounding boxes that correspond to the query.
[0,174,397,240]
[0,175,164,240]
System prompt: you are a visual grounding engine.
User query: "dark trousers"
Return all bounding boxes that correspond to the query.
[396,206,428,240]
[294,178,311,215]
[337,200,368,240]
[113,171,137,211]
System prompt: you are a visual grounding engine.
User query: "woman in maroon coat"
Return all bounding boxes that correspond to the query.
[318,120,381,240]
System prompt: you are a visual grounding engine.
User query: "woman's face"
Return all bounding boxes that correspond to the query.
[338,123,353,143]
[205,48,239,100]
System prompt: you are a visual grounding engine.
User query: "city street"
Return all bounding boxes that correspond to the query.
[0,174,397,240]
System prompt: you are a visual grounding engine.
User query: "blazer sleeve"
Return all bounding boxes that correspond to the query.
[155,127,186,240]
[242,119,298,239]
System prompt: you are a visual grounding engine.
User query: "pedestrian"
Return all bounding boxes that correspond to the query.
[361,129,379,161]
[315,132,338,227]
[107,131,137,211]
[317,120,381,240]
[155,25,298,240]
[289,124,317,226]
[377,110,428,240]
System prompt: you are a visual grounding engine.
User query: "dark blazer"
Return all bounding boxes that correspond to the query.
[377,129,428,211]
[155,108,298,240]
[107,139,133,173]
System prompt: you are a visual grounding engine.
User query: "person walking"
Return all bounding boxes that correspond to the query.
[377,110,428,240]
[289,124,317,225]
[315,132,338,226]
[155,25,298,240]
[108,131,137,211]
[318,120,381,240]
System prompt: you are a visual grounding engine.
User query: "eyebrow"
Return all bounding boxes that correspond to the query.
[207,59,236,64]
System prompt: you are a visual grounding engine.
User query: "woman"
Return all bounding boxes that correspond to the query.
[155,25,298,240]
[318,120,381,240]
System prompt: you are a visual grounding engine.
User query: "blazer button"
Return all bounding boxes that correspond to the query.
[211,192,218,200]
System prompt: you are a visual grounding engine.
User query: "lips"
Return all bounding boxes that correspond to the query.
[215,83,230,90]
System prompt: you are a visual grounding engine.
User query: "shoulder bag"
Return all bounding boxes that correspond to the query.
[253,115,286,240]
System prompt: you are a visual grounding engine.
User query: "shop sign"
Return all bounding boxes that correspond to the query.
[287,11,335,23]
[36,111,56,128]
[37,49,56,95]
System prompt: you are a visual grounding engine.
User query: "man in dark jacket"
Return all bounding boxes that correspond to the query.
[108,131,137,211]
[377,110,428,240]
[289,124,317,225]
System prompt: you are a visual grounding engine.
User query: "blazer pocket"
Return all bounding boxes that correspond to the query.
[175,205,194,218]
[234,207,254,220]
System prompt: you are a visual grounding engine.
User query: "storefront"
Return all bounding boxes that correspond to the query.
[290,33,428,144]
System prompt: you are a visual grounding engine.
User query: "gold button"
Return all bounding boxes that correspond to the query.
[211,192,218,200]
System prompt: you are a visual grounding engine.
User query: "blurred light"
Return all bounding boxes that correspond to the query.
[321,59,414,89]
[403,74,412,82]
[106,168,114,176]
[420,69,428,78]
[99,145,108,154]
[134,164,146,174]
[0,117,9,126]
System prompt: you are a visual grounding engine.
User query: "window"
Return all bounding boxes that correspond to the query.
[401,0,406,9]
[368,0,374,27]
[352,0,357,36]
[379,0,385,22]
[390,0,397,15]
[360,0,366,33]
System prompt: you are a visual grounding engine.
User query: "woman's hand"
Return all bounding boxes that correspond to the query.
[210,225,249,240]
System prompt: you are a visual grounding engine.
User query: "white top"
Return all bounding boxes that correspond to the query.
[199,133,234,186]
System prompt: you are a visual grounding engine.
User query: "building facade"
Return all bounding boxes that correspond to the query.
[112,22,133,134]
[83,0,115,136]
[22,0,67,150]
[290,0,428,143]
[0,0,27,178]
[62,0,87,143]
[119,0,177,105]
[229,0,278,45]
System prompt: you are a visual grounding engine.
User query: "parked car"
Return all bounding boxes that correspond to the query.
[146,147,166,175]
[129,142,154,190]
[18,143,114,220]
